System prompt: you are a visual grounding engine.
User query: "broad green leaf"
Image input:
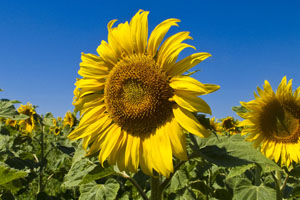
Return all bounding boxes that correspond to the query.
[227,163,256,179]
[169,169,189,191]
[62,157,96,188]
[0,163,28,185]
[79,179,120,200]
[62,144,97,188]
[233,184,276,200]
[1,179,23,193]
[0,134,12,151]
[0,99,29,120]
[42,112,55,126]
[81,165,115,185]
[232,105,248,113]
[192,134,281,173]
[0,100,18,118]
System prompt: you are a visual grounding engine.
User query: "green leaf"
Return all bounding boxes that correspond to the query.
[79,179,120,200]
[232,105,248,114]
[63,157,96,188]
[62,145,97,188]
[0,163,28,185]
[233,184,276,200]
[192,134,281,173]
[81,165,115,185]
[169,169,189,191]
[0,134,12,151]
[42,112,55,126]
[227,163,256,179]
[0,99,29,120]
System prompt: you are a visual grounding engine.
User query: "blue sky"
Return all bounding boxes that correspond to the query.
[1,0,300,119]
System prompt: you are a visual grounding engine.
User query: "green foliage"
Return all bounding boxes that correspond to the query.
[192,134,281,173]
[0,99,28,120]
[234,183,276,200]
[1,95,300,200]
[79,179,120,200]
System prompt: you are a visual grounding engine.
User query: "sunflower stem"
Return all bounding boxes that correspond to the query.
[280,173,289,194]
[151,173,162,200]
[127,176,149,200]
[38,125,45,194]
[274,171,283,200]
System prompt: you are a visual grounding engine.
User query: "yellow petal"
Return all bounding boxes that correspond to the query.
[156,125,174,176]
[147,18,180,57]
[173,90,211,114]
[170,75,220,95]
[173,105,210,137]
[130,9,149,54]
[111,21,133,55]
[167,118,187,160]
[265,141,275,159]
[140,135,153,175]
[149,131,169,177]
[168,52,211,77]
[79,53,109,79]
[78,104,106,127]
[68,115,111,140]
[99,125,122,165]
[127,134,141,172]
[162,43,195,73]
[273,142,282,163]
[116,133,128,171]
[75,79,105,93]
[107,130,126,165]
[124,132,134,172]
[96,40,118,67]
[156,32,193,69]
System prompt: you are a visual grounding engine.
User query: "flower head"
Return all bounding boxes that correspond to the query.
[50,118,61,135]
[209,117,222,134]
[237,77,300,167]
[220,116,240,135]
[5,119,17,127]
[17,103,36,135]
[63,111,75,128]
[68,10,219,177]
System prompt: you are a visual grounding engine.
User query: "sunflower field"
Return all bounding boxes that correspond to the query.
[1,10,300,200]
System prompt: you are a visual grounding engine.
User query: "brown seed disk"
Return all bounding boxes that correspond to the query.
[105,54,174,135]
[258,99,300,143]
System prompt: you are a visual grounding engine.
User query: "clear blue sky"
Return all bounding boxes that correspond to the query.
[1,0,300,119]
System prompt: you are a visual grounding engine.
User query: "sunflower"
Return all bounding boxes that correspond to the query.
[63,111,75,128]
[209,117,222,134]
[5,118,17,127]
[237,77,300,167]
[18,103,36,135]
[220,116,240,135]
[50,118,61,135]
[68,10,219,177]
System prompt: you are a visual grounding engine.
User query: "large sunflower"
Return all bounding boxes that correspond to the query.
[237,77,300,167]
[68,10,219,177]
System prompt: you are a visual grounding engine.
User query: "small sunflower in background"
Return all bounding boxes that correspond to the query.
[220,116,240,135]
[50,118,61,135]
[69,10,219,177]
[209,117,222,134]
[5,118,17,128]
[63,111,75,128]
[17,103,36,135]
[237,76,300,167]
